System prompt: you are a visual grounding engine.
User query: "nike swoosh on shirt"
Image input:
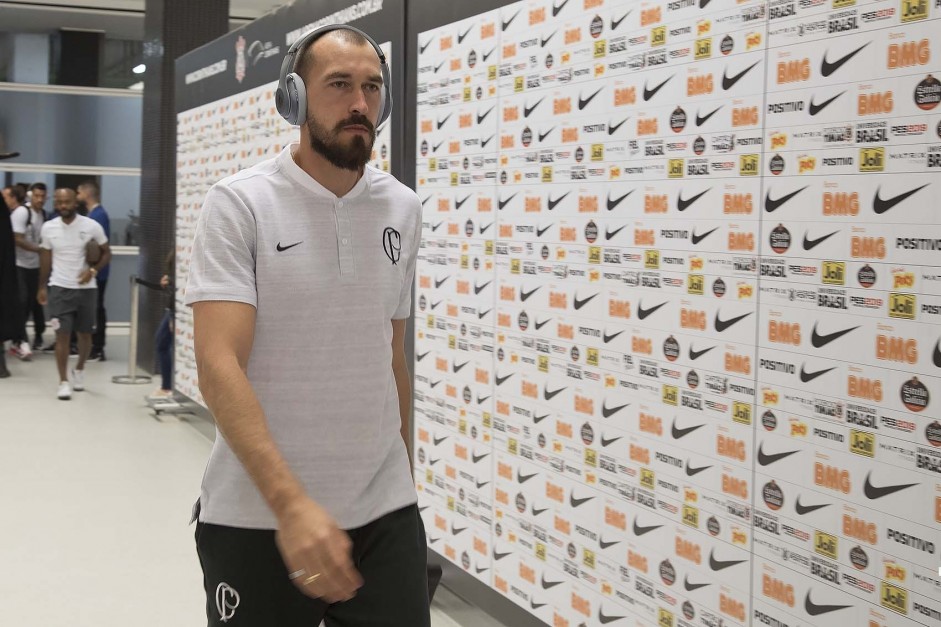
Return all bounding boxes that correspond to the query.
[672,419,704,439]
[578,88,603,110]
[524,98,544,118]
[799,365,835,383]
[691,227,718,245]
[638,301,667,320]
[696,106,722,127]
[873,184,929,214]
[863,472,918,500]
[548,192,569,209]
[602,402,630,418]
[573,293,598,310]
[277,241,302,251]
[607,190,633,210]
[795,496,830,515]
[802,230,839,251]
[809,91,844,116]
[688,345,715,360]
[722,61,760,90]
[709,550,746,572]
[810,323,858,348]
[714,311,751,333]
[498,194,518,210]
[820,42,869,77]
[608,118,629,135]
[476,107,494,124]
[544,386,566,400]
[678,188,710,211]
[643,76,672,101]
[757,443,799,466]
[765,186,808,212]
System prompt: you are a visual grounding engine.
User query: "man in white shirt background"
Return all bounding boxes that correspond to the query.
[11,183,47,354]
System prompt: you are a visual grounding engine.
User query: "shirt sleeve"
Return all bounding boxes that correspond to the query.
[92,208,111,239]
[91,220,109,245]
[39,222,52,250]
[10,206,27,235]
[184,183,258,308]
[392,195,422,320]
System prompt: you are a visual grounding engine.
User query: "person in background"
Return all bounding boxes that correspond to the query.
[38,188,110,400]
[2,186,19,213]
[3,184,32,360]
[0,200,23,378]
[77,180,110,361]
[149,250,175,401]
[27,182,49,222]
[11,184,46,352]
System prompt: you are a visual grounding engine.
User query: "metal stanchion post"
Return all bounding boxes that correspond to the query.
[113,275,152,385]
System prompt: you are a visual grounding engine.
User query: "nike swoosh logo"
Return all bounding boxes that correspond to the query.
[805,592,852,617]
[479,222,493,234]
[433,141,444,152]
[531,600,547,610]
[533,413,549,424]
[498,193,518,209]
[477,309,491,319]
[722,61,760,91]
[536,224,553,238]
[428,535,441,544]
[934,339,941,368]
[524,98,544,118]
[599,609,627,624]
[502,10,520,31]
[578,88,603,110]
[686,462,711,476]
[475,566,488,574]
[638,301,667,320]
[809,91,845,116]
[602,402,630,418]
[691,227,718,245]
[453,361,470,373]
[429,300,441,310]
[684,577,711,592]
[709,550,746,572]
[795,497,830,516]
[611,10,631,30]
[429,380,442,388]
[532,506,547,516]
[431,222,444,232]
[419,39,432,54]
[520,286,540,301]
[700,0,712,7]
[810,324,859,348]
[435,276,450,288]
[534,318,551,330]
[457,26,473,44]
[476,396,490,405]
[873,184,929,215]
[493,550,512,560]
[417,351,431,361]
[607,190,633,211]
[633,519,662,536]
[477,107,494,124]
[541,575,564,589]
[799,365,836,383]
[599,538,620,550]
[276,241,302,252]
[518,471,538,483]
[603,330,623,343]
[429,457,440,465]
[433,436,448,445]
[672,420,704,439]
[552,0,570,16]
[541,31,557,47]
[538,128,555,143]
[482,48,495,62]
[601,435,622,447]
[820,42,869,78]
[863,472,918,500]
[765,186,808,212]
[437,115,451,129]
[472,453,489,463]
[434,60,446,73]
[689,345,715,360]
[678,188,710,212]
[608,118,629,135]
[548,192,569,210]
[802,230,839,251]
[643,76,672,101]
[714,311,751,333]
[757,443,799,466]
[480,134,495,148]
[696,106,722,127]
[573,293,598,310]
[455,195,471,209]
[421,195,433,206]
[570,493,595,507]
[495,373,513,385]
[544,386,566,401]
[474,281,492,294]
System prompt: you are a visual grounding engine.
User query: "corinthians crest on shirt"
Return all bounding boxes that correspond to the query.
[235,35,246,83]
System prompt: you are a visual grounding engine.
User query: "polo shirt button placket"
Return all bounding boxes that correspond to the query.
[336,199,354,277]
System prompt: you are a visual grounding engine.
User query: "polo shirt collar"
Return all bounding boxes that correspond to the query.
[279,142,369,201]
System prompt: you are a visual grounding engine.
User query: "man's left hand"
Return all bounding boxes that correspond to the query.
[78,269,94,285]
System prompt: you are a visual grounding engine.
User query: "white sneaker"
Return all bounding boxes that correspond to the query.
[147,388,173,401]
[18,341,32,361]
[71,368,85,391]
[57,381,72,400]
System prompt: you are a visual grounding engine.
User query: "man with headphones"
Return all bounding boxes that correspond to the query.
[185,24,429,626]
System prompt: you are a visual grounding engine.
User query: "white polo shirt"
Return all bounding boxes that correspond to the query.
[185,143,422,530]
[39,215,107,289]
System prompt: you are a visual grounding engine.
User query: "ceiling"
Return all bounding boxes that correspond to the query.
[0,0,288,40]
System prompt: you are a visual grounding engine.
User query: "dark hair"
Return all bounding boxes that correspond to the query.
[10,183,27,204]
[29,182,47,192]
[78,179,100,200]
[294,28,371,83]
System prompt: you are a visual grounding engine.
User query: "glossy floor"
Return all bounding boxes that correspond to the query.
[0,334,508,627]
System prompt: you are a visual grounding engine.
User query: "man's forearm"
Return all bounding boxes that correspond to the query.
[393,360,413,468]
[39,250,51,287]
[198,356,307,518]
[14,235,40,253]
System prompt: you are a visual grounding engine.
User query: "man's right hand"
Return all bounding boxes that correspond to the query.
[37,287,47,306]
[275,497,364,603]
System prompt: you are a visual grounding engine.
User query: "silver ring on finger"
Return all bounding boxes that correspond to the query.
[288,569,306,580]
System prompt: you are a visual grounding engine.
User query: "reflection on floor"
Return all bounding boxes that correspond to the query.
[0,334,509,627]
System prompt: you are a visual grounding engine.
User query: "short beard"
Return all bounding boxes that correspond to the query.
[306,113,375,171]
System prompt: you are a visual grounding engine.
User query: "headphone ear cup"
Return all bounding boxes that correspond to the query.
[284,73,307,126]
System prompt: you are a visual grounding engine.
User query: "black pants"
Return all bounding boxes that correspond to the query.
[92,278,106,351]
[16,266,44,342]
[196,504,431,627]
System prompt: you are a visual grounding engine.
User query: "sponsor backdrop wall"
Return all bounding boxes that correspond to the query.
[173,0,401,406]
[409,0,941,626]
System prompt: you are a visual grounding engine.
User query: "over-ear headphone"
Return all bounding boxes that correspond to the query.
[275,24,392,129]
